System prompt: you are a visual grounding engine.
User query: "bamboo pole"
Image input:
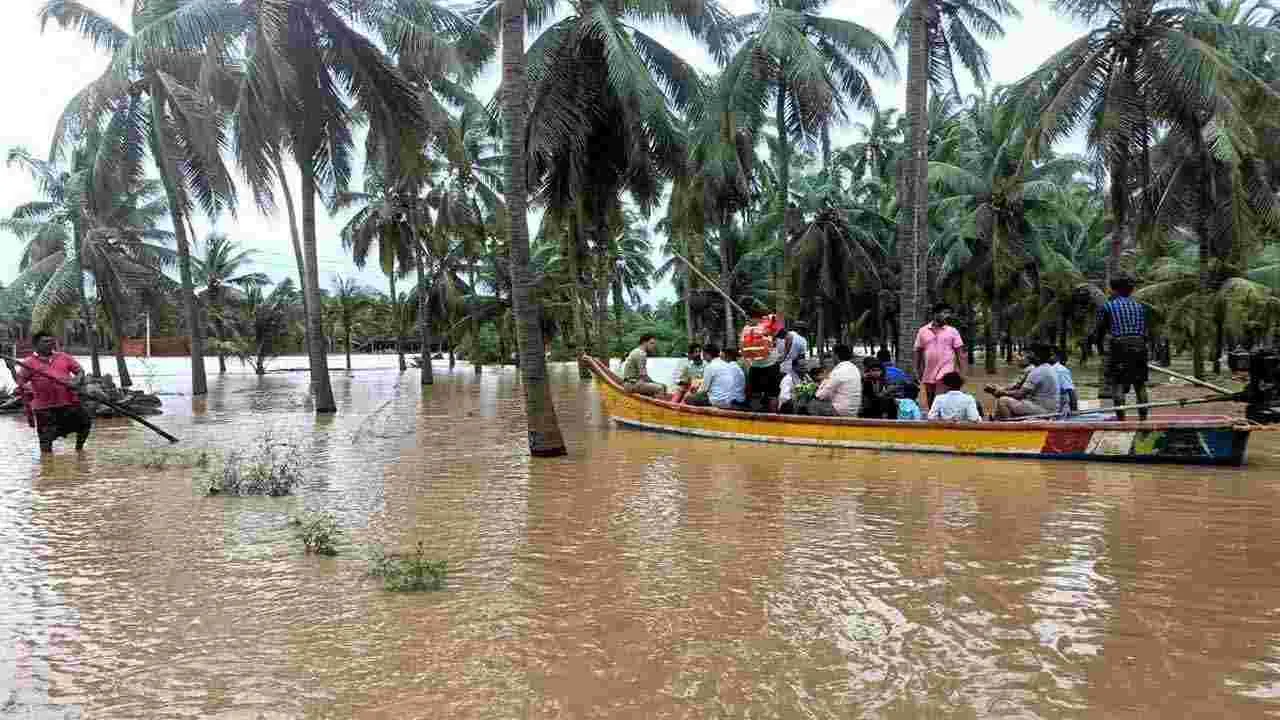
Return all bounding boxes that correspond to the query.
[1004,392,1244,422]
[671,252,751,319]
[1147,362,1235,395]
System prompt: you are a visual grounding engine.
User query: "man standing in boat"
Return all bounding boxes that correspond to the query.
[9,332,93,453]
[915,303,967,408]
[622,334,667,397]
[1094,274,1150,420]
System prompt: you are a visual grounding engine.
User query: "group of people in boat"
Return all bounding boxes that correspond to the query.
[620,274,1154,423]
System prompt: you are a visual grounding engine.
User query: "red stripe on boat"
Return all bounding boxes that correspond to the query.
[1042,428,1094,455]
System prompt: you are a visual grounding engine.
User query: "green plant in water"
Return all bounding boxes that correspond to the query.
[203,432,303,496]
[367,542,450,592]
[104,447,212,469]
[292,511,341,556]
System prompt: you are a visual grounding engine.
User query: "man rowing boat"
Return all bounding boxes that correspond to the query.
[5,332,93,453]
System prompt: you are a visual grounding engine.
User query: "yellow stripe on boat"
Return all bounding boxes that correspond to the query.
[582,355,1255,465]
[601,380,1048,453]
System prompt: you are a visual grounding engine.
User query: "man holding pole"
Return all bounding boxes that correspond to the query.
[6,332,93,453]
[1094,274,1150,421]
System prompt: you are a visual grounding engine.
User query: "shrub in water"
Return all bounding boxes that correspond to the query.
[292,511,341,556]
[367,542,450,591]
[203,432,303,496]
[106,447,211,470]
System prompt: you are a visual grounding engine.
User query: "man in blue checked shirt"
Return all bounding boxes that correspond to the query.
[1094,274,1150,420]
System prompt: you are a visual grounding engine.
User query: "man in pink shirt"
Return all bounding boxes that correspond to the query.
[8,332,93,453]
[914,302,967,408]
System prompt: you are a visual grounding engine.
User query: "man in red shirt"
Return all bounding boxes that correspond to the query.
[9,332,93,453]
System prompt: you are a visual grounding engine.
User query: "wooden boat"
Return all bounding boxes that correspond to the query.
[583,356,1264,466]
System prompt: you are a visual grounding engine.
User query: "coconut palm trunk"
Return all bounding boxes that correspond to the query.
[502,0,567,457]
[412,223,433,385]
[897,0,930,375]
[72,230,102,378]
[149,92,207,396]
[344,316,352,371]
[390,272,406,372]
[683,261,695,342]
[776,82,793,319]
[299,163,337,412]
[470,269,481,375]
[275,156,313,362]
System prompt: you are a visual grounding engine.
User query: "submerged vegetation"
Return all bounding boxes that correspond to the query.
[368,542,451,592]
[292,511,342,556]
[202,433,303,497]
[103,447,212,470]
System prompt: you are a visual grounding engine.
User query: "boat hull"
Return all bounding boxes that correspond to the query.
[585,357,1253,466]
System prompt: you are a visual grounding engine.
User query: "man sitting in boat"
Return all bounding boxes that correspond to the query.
[989,343,1060,420]
[622,334,666,397]
[859,359,899,419]
[808,345,862,417]
[928,372,983,421]
[1052,348,1078,414]
[686,344,748,410]
[669,343,704,403]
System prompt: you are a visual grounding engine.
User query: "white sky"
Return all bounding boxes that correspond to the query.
[0,0,1087,304]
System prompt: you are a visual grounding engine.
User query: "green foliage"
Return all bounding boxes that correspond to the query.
[203,433,303,497]
[103,447,211,470]
[367,542,450,592]
[291,511,342,556]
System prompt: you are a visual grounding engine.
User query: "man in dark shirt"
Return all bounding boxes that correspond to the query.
[1094,275,1150,420]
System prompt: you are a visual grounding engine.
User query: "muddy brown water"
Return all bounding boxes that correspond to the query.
[3,355,1280,718]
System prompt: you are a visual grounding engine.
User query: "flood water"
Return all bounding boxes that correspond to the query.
[4,354,1280,718]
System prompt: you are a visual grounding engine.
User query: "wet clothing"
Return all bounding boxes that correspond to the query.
[35,405,92,451]
[17,352,83,410]
[1106,336,1150,389]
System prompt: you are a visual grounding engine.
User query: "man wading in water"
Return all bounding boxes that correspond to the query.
[7,332,93,453]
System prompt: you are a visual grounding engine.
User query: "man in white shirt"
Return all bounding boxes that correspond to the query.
[928,372,982,421]
[808,344,861,416]
[775,328,809,376]
[686,345,747,409]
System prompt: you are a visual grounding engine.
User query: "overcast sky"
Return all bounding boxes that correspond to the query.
[0,0,1086,304]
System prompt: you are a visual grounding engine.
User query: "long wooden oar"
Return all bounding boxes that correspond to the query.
[1007,392,1245,422]
[671,252,752,319]
[2,353,179,443]
[1147,362,1236,395]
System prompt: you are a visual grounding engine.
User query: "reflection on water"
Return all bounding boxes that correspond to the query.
[3,354,1280,717]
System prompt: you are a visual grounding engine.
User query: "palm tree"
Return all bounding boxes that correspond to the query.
[335,172,418,373]
[5,135,175,388]
[895,0,1017,372]
[225,279,303,376]
[927,89,1082,371]
[192,234,270,374]
[725,1,897,316]
[39,0,243,397]
[499,0,566,456]
[214,0,426,412]
[1014,0,1276,284]
[328,276,375,372]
